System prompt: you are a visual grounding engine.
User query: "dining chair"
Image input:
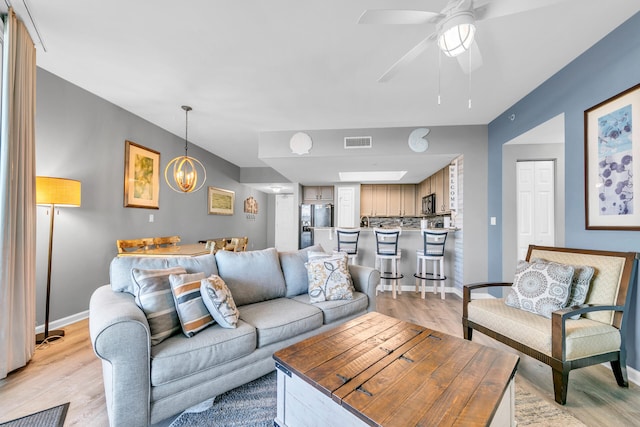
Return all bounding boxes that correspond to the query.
[116,237,154,254]
[153,235,181,248]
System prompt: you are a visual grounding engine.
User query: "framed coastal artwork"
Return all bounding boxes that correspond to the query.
[584,83,640,230]
[208,186,235,215]
[124,140,160,209]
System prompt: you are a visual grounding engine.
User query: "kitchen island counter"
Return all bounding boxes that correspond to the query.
[312,227,461,296]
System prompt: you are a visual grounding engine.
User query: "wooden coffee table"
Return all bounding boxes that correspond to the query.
[273,312,519,427]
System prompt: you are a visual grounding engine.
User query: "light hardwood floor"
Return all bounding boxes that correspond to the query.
[1,292,638,426]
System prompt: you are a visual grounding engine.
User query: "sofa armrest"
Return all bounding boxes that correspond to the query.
[89,285,151,427]
[349,264,380,312]
[462,282,512,318]
[551,304,625,361]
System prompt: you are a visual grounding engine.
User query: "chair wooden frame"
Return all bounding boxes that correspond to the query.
[462,245,637,404]
[116,238,154,254]
[153,235,180,248]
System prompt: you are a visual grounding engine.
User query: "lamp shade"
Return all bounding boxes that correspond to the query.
[36,177,81,207]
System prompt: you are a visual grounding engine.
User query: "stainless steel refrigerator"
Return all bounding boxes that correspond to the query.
[299,204,334,249]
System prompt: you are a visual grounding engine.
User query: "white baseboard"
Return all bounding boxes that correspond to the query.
[35,310,89,334]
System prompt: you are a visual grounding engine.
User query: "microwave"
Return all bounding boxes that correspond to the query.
[422,194,436,215]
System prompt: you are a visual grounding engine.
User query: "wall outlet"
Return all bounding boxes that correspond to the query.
[149,214,154,223]
[490,216,496,226]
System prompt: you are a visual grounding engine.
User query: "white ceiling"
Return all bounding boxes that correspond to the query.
[7,0,640,188]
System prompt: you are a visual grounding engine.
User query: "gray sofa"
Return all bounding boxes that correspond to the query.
[89,245,380,427]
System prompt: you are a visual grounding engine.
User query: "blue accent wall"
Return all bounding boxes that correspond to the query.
[488,12,640,369]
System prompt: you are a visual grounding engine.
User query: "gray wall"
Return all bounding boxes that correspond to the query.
[259,125,489,285]
[35,68,269,325]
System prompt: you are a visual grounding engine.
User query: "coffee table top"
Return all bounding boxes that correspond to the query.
[273,312,519,427]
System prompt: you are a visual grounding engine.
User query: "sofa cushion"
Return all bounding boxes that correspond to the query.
[468,298,621,361]
[201,275,240,328]
[132,266,186,345]
[305,253,354,303]
[215,248,286,306]
[149,320,257,386]
[505,260,573,318]
[110,254,218,295]
[238,298,323,347]
[279,244,324,297]
[169,272,214,337]
[291,292,368,324]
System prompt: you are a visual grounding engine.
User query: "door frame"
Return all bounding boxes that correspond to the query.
[502,144,565,281]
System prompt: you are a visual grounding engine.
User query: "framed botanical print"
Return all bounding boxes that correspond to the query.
[584,83,640,230]
[124,140,160,209]
[208,186,235,215]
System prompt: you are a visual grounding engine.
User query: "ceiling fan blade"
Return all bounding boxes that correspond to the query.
[357,9,441,25]
[456,42,483,74]
[474,0,571,22]
[378,34,437,83]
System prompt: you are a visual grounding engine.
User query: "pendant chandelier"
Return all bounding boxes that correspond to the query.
[165,105,207,193]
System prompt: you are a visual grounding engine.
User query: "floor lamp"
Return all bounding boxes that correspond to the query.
[35,176,81,344]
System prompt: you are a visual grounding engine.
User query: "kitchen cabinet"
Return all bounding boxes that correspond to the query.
[361,184,417,217]
[361,184,388,216]
[387,185,402,216]
[373,185,388,216]
[402,184,416,216]
[303,186,334,203]
[360,185,373,216]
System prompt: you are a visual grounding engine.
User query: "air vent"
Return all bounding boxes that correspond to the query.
[344,136,372,149]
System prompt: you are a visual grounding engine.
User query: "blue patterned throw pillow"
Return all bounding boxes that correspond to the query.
[505,260,574,318]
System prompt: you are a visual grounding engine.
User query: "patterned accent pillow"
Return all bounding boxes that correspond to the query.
[532,258,595,319]
[132,267,186,345]
[505,260,574,318]
[200,275,240,329]
[305,253,354,303]
[169,272,214,337]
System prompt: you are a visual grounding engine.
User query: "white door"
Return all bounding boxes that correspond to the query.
[337,187,356,228]
[517,161,555,260]
[275,194,297,251]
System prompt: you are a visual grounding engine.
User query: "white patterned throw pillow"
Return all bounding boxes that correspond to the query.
[132,266,187,345]
[305,253,353,303]
[201,275,239,328]
[532,258,595,319]
[505,260,574,318]
[170,272,215,337]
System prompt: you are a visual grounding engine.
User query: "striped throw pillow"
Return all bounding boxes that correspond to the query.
[169,272,215,337]
[132,267,186,345]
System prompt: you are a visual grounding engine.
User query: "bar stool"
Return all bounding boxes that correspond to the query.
[374,228,403,298]
[334,227,360,264]
[414,230,448,299]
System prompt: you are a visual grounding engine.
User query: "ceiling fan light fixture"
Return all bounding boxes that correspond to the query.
[437,11,476,58]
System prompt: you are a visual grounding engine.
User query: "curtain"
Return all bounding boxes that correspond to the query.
[0,8,37,379]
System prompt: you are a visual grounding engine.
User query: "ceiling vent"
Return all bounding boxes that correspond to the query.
[344,136,372,149]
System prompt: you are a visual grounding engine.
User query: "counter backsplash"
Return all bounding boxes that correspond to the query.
[361,215,451,229]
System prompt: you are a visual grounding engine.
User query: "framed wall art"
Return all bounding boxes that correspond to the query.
[124,140,160,209]
[584,83,640,230]
[208,186,235,215]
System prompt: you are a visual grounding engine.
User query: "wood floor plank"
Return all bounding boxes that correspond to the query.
[1,293,638,426]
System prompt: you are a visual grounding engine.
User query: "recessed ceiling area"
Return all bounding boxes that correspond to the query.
[6,1,639,189]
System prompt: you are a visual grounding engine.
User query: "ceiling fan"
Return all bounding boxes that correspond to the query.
[358,0,569,82]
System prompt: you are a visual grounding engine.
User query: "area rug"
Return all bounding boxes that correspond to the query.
[0,402,69,427]
[170,372,586,426]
